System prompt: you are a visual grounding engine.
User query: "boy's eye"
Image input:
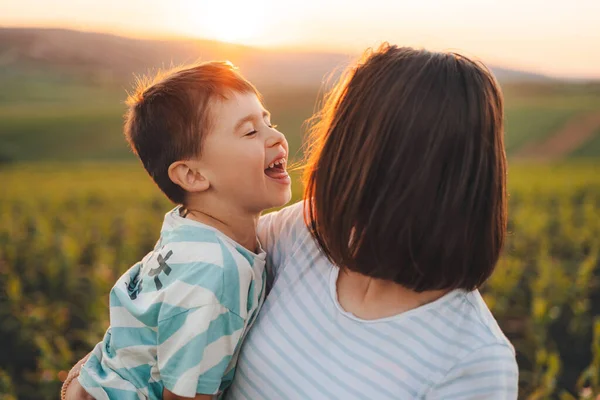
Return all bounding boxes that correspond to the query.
[244,130,258,137]
[264,116,276,129]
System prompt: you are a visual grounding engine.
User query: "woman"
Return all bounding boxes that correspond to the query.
[66,44,518,399]
[226,44,517,399]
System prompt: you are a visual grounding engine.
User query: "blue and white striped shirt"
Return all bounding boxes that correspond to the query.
[226,201,518,399]
[80,207,266,399]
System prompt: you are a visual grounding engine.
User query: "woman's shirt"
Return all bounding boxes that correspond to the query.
[226,202,518,399]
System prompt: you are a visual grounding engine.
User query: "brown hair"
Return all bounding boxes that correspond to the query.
[304,44,507,292]
[125,61,259,204]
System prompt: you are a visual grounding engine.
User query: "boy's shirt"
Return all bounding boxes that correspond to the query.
[79,207,267,400]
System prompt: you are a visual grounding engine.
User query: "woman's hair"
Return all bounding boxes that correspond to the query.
[304,43,506,292]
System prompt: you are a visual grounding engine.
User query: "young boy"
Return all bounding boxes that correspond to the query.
[62,62,291,399]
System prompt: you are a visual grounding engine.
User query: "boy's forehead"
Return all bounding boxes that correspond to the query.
[203,91,266,137]
[210,91,265,119]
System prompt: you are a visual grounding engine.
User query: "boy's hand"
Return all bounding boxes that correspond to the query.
[163,388,215,400]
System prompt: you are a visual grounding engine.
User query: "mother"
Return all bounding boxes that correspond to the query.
[69,44,518,399]
[226,44,518,399]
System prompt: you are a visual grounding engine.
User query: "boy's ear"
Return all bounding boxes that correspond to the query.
[167,160,210,193]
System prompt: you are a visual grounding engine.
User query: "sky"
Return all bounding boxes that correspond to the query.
[3,0,600,79]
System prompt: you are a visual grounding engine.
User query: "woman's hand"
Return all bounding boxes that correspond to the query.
[61,353,94,400]
[64,379,94,400]
[163,388,215,400]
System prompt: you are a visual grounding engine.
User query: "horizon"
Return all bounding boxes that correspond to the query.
[2,0,600,80]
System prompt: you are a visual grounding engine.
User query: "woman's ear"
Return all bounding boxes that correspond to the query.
[168,160,210,194]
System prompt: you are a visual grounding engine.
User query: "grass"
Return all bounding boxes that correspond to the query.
[0,105,127,162]
[570,127,600,159]
[503,85,600,153]
[1,162,600,400]
[0,77,319,163]
[0,162,306,208]
[1,74,600,163]
[3,58,600,400]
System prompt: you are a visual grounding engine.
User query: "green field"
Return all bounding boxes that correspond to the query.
[1,73,600,163]
[2,71,600,399]
[0,164,599,399]
[502,84,600,154]
[571,128,600,159]
[0,69,320,163]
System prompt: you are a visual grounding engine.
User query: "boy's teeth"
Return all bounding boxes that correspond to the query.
[267,158,286,169]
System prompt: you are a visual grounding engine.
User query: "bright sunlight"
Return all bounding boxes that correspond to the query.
[183,0,271,45]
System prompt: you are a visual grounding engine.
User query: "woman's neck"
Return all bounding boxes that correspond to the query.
[335,269,450,320]
[182,200,259,253]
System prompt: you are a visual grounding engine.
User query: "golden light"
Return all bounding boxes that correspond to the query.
[183,0,272,45]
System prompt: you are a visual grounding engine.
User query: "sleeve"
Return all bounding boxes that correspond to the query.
[426,344,519,400]
[258,201,306,280]
[157,304,245,396]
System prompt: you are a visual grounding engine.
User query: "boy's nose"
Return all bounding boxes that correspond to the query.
[266,128,287,149]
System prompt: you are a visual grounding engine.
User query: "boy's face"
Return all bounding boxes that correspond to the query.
[199,91,292,213]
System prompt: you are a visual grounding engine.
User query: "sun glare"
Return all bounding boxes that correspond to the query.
[186,1,271,45]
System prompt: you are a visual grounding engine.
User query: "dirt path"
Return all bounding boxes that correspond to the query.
[514,109,600,160]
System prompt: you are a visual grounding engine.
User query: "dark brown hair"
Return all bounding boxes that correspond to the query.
[125,61,259,204]
[304,44,507,292]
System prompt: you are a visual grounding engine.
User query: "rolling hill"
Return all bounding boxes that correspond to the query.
[0,27,552,88]
[1,27,599,164]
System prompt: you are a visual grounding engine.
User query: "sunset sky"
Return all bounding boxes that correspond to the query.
[3,0,600,79]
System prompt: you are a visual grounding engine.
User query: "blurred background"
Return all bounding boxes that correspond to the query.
[1,1,599,399]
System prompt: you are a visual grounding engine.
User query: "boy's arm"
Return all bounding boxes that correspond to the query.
[157,304,244,398]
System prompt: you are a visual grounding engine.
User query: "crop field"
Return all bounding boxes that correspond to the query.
[0,163,599,398]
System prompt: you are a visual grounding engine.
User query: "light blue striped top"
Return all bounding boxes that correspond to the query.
[226,201,518,399]
[79,207,266,399]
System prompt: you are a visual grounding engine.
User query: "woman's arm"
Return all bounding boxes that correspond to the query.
[63,369,217,400]
[63,372,216,400]
[65,381,216,400]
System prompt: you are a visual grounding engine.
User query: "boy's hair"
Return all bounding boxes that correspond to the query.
[125,61,259,204]
[304,44,507,292]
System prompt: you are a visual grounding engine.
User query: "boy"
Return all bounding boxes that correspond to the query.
[62,62,291,399]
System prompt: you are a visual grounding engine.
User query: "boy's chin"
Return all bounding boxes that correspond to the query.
[265,188,292,210]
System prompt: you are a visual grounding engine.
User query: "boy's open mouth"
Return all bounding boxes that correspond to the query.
[264,158,289,180]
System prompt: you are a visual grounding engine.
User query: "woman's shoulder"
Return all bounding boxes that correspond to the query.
[260,201,306,229]
[258,201,310,245]
[257,201,317,278]
[418,289,515,363]
[461,290,515,350]
[422,290,518,397]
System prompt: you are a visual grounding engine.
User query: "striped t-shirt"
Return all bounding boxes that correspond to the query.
[79,207,266,399]
[226,201,519,399]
